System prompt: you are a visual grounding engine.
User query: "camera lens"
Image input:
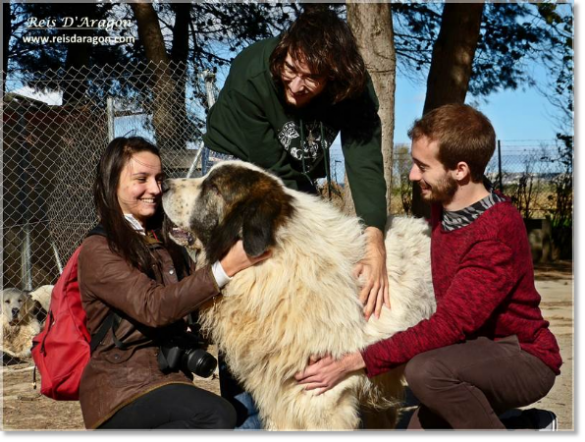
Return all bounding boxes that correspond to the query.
[185,349,217,378]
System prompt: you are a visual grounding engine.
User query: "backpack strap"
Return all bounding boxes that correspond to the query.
[90,312,114,353]
[85,225,129,352]
[85,224,186,352]
[89,311,128,352]
[87,224,107,238]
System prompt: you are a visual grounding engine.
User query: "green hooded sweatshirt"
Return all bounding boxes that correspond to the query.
[203,37,387,231]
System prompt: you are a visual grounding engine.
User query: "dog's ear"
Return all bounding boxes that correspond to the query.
[204,169,294,262]
[209,191,290,260]
[241,199,280,257]
[32,301,48,324]
[21,292,36,317]
[241,183,295,257]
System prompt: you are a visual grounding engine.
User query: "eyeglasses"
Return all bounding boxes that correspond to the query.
[281,63,324,90]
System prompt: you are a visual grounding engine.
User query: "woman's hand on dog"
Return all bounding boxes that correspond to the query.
[354,227,390,320]
[220,240,272,277]
[294,352,366,395]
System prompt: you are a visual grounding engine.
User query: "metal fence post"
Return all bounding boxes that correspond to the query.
[52,241,64,275]
[186,140,206,178]
[107,96,115,142]
[204,71,217,109]
[16,108,33,291]
[201,71,217,175]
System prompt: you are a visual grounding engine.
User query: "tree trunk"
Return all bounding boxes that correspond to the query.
[346,2,396,217]
[170,3,190,64]
[130,3,181,150]
[170,2,191,150]
[423,3,484,114]
[412,3,484,218]
[62,4,97,104]
[63,42,91,104]
[131,3,170,64]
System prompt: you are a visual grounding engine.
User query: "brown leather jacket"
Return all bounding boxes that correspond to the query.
[77,234,220,429]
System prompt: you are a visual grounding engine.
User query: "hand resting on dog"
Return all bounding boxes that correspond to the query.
[295,352,366,395]
[221,240,272,277]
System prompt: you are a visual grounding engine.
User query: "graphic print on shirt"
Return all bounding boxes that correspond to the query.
[278,120,337,168]
[278,122,300,149]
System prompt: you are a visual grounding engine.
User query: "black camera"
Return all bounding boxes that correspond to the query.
[157,327,217,378]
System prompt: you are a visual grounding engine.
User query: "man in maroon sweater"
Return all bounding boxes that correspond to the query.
[295,104,562,430]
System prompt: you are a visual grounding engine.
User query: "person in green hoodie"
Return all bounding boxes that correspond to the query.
[203,7,389,429]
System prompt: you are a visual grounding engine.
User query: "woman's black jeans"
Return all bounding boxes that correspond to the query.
[99,383,236,429]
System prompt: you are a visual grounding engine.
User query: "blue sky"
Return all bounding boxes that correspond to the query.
[393,67,561,146]
[9,4,570,168]
[12,64,561,145]
[13,59,557,178]
[327,60,567,179]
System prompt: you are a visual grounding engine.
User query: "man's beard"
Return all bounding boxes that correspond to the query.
[420,175,458,205]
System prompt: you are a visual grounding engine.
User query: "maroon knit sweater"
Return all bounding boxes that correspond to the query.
[362,200,562,377]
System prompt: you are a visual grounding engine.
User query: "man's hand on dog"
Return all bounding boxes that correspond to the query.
[220,240,272,277]
[354,227,390,320]
[295,352,366,395]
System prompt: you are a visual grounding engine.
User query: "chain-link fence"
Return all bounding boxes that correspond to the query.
[1,61,233,366]
[1,60,572,368]
[2,61,218,289]
[390,140,571,219]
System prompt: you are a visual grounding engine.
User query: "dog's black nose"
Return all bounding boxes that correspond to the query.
[12,307,19,317]
[161,180,171,194]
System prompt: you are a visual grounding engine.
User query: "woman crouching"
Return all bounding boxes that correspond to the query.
[78,137,269,429]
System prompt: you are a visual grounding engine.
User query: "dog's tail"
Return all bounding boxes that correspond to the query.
[357,367,406,411]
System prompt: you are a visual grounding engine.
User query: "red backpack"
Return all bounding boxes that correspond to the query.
[31,244,114,401]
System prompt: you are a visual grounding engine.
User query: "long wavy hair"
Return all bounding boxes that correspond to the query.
[92,137,185,276]
[269,7,367,104]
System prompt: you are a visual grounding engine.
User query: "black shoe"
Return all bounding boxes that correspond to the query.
[502,408,558,431]
[522,408,558,431]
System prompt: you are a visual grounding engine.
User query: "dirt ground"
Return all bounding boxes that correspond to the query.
[1,261,574,431]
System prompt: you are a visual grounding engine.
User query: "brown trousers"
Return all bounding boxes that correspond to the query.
[404,335,556,430]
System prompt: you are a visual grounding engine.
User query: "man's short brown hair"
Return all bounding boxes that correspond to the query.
[408,104,496,182]
[269,8,367,104]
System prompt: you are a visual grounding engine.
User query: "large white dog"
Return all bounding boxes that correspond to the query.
[1,287,44,362]
[162,161,435,430]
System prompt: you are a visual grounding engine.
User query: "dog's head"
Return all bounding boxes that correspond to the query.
[1,288,36,326]
[162,161,295,265]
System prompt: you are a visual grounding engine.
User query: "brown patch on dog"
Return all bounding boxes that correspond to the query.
[201,164,295,261]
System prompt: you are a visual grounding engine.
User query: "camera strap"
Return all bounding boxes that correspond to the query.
[110,312,129,350]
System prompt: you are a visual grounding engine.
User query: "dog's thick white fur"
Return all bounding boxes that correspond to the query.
[1,287,42,361]
[29,285,53,312]
[163,161,435,430]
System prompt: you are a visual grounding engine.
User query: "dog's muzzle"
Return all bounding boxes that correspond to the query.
[9,308,20,325]
[170,226,195,247]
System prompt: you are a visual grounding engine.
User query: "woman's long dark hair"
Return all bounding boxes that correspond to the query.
[93,137,173,275]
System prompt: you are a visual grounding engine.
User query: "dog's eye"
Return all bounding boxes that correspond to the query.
[4,300,9,304]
